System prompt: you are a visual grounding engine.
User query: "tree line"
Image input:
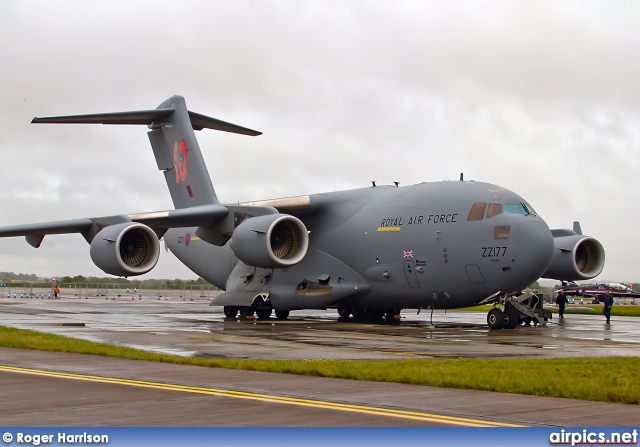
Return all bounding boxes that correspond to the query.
[0,272,215,289]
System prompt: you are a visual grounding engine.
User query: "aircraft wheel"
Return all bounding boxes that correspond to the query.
[223,306,238,318]
[487,308,504,330]
[503,305,519,329]
[351,310,384,323]
[385,309,401,324]
[337,307,351,320]
[256,308,273,319]
[275,310,290,320]
[239,306,254,318]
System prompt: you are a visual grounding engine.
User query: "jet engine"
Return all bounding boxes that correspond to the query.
[542,234,605,280]
[89,222,160,276]
[230,214,309,268]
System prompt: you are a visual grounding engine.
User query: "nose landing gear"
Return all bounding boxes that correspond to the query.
[486,292,552,330]
[487,307,505,330]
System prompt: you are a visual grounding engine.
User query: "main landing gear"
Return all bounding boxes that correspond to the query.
[223,292,284,320]
[486,292,552,330]
[223,305,290,320]
[337,307,401,324]
[222,305,258,318]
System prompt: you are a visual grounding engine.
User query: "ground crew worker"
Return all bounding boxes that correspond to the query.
[555,289,568,318]
[603,290,614,324]
[54,286,60,299]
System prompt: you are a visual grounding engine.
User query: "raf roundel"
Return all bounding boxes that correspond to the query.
[185,233,191,246]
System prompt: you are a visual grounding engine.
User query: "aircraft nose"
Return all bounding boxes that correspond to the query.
[511,220,554,287]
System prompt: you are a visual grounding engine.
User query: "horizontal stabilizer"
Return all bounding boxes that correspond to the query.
[32,110,173,126]
[32,109,261,136]
[188,111,261,135]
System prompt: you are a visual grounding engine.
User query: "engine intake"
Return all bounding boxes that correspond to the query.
[542,235,605,280]
[231,214,309,268]
[90,222,160,276]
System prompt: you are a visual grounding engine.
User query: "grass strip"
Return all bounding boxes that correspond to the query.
[1,326,638,405]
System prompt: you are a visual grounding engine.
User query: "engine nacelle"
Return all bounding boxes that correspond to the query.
[542,235,605,280]
[89,222,160,276]
[231,214,309,268]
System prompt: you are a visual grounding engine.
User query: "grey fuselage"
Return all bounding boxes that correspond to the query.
[166,180,553,311]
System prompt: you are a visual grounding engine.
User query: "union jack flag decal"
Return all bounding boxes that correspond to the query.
[403,250,414,258]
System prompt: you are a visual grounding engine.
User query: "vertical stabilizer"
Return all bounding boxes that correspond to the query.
[148,96,218,209]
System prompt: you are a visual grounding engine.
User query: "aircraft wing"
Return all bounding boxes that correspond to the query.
[0,204,279,248]
[0,219,94,248]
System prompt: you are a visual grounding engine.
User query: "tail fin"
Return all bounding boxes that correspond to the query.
[32,95,261,209]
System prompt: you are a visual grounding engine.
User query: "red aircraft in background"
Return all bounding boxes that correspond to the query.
[559,281,640,303]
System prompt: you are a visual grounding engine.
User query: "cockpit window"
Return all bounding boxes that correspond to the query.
[467,203,487,221]
[486,203,503,219]
[505,203,537,216]
[505,204,528,215]
[523,202,537,216]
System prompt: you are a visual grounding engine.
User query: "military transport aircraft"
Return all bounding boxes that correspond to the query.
[0,96,606,329]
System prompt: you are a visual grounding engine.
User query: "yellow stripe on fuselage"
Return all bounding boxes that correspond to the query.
[377,227,401,232]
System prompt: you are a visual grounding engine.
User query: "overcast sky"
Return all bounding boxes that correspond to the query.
[0,1,638,284]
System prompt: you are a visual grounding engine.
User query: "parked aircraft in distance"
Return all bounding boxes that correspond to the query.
[0,96,606,329]
[559,281,639,303]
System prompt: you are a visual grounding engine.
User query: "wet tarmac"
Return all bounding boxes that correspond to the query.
[2,292,640,427]
[0,292,638,360]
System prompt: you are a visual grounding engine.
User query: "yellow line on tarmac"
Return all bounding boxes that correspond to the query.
[0,365,524,427]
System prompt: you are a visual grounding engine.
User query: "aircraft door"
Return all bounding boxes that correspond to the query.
[403,260,420,288]
[465,264,486,284]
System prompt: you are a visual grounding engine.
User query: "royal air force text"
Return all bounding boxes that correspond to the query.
[378,214,507,260]
[379,214,458,228]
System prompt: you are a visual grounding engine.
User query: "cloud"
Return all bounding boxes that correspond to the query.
[0,0,638,282]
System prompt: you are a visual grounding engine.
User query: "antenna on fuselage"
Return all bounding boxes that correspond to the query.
[393,181,399,187]
[460,173,464,181]
[573,221,582,235]
[371,181,376,187]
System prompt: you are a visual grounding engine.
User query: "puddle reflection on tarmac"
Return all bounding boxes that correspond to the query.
[0,296,638,360]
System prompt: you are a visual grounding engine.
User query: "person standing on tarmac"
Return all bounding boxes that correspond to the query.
[603,290,614,324]
[555,289,568,318]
